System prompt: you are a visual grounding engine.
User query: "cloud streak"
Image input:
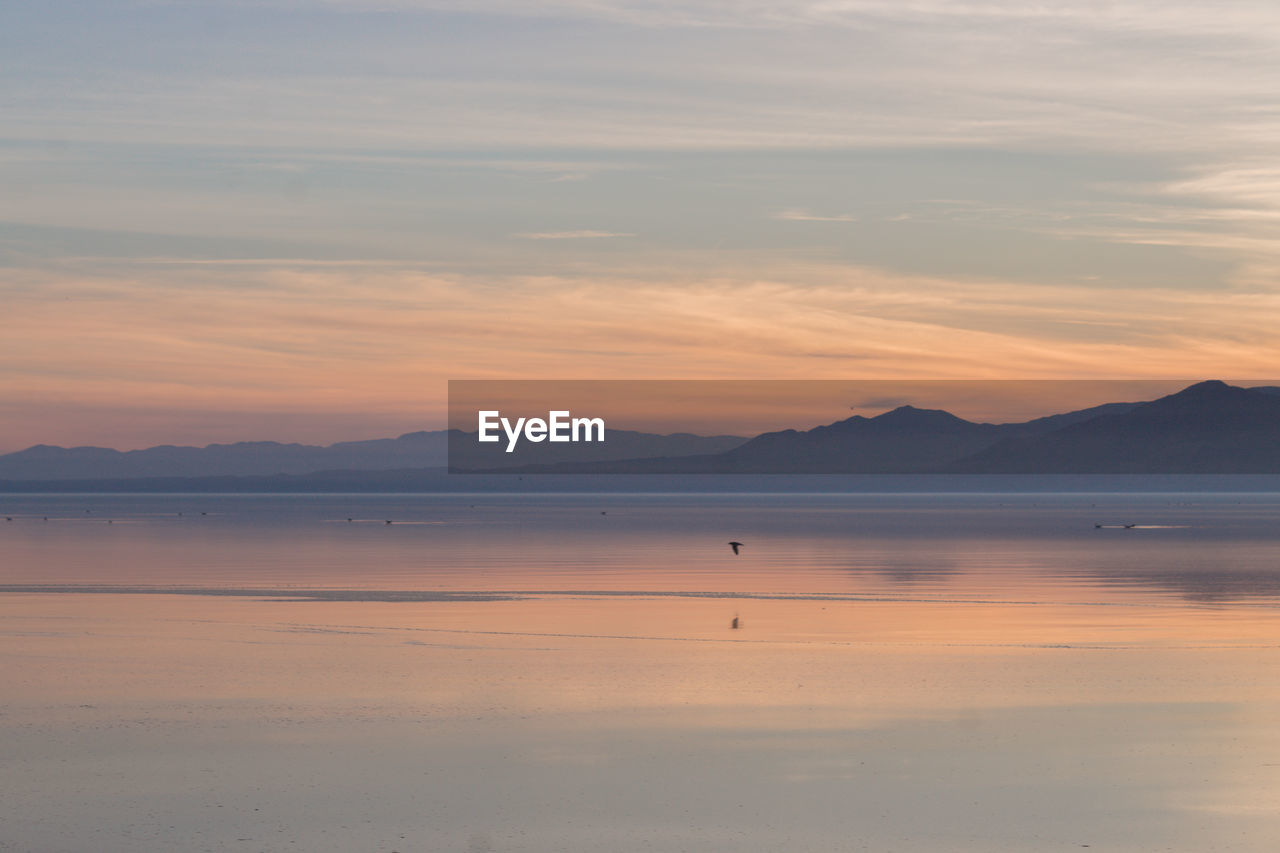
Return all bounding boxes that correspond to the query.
[8,1,1280,157]
[5,258,1280,448]
[5,0,1280,450]
[774,209,857,223]
[514,231,634,240]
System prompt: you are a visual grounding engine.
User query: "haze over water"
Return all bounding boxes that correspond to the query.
[5,491,1280,852]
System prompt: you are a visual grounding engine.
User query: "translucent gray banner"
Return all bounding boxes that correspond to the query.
[447,379,1280,474]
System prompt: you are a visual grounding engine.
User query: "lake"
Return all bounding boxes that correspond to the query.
[4,492,1280,851]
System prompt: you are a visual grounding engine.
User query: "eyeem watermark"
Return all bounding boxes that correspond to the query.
[478,410,606,453]
[451,378,1280,474]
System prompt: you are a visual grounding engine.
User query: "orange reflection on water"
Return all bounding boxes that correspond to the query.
[6,587,1280,723]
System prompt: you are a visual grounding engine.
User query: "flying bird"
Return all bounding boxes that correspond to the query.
[728,541,744,555]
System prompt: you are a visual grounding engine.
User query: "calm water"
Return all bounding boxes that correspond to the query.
[4,492,1280,851]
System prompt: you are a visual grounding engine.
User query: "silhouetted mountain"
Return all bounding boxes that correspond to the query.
[486,382,1278,475]
[0,428,747,481]
[469,405,990,474]
[8,381,1278,481]
[705,405,1006,473]
[1016,401,1141,432]
[491,399,1148,474]
[951,381,1280,473]
[0,432,451,480]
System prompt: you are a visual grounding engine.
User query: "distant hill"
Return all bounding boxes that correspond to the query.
[950,381,1280,473]
[492,398,1147,474]
[0,432,450,480]
[6,381,1280,482]
[714,405,1001,473]
[0,429,747,481]
[480,382,1280,475]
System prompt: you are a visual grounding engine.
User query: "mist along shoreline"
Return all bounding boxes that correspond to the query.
[5,472,1280,493]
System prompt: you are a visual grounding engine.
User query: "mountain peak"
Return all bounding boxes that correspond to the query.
[872,405,975,428]
[1175,379,1232,396]
[1148,380,1268,412]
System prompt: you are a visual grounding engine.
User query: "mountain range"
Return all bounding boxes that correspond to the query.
[4,381,1279,483]
[476,381,1280,474]
[0,428,746,481]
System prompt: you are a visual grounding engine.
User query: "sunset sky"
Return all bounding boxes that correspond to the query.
[5,1,1280,450]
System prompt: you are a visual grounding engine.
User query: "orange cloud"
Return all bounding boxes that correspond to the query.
[3,259,1280,448]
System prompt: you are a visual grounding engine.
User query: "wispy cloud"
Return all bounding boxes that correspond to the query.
[5,0,1280,451]
[514,231,634,240]
[774,209,857,222]
[9,1,1280,155]
[271,1,1280,40]
[6,258,1280,448]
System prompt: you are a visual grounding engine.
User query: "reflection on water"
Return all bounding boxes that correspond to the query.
[5,492,1280,603]
[4,493,1280,851]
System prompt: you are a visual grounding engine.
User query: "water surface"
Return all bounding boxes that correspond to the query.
[4,493,1280,851]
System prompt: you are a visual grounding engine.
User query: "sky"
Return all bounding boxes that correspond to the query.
[4,1,1280,450]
